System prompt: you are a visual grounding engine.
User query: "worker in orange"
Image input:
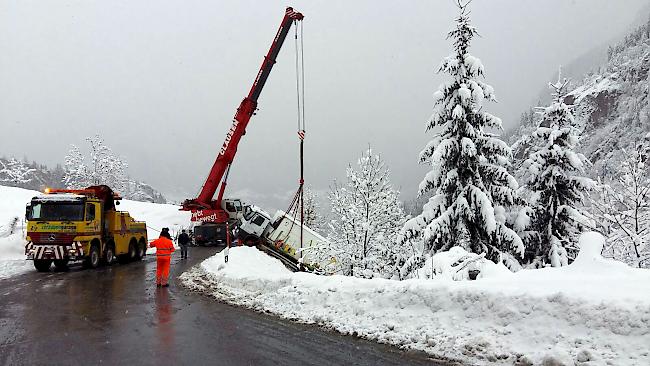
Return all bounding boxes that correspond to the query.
[150,227,175,287]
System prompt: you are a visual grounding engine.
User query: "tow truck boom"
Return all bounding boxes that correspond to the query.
[182,7,304,223]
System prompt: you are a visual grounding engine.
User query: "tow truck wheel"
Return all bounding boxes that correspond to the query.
[54,260,69,271]
[135,240,146,260]
[34,259,52,272]
[103,245,115,266]
[128,240,137,261]
[85,244,100,269]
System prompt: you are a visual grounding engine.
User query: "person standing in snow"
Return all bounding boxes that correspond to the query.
[150,228,175,287]
[178,229,190,259]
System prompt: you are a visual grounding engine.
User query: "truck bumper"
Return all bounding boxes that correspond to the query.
[25,242,85,261]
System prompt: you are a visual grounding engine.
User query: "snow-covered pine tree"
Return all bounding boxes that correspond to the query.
[522,72,594,267]
[590,140,650,268]
[0,158,35,186]
[399,1,523,263]
[324,148,407,278]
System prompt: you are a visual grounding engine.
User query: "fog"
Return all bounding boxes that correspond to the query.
[1,0,648,209]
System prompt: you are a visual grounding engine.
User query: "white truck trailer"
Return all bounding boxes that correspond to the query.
[238,206,326,270]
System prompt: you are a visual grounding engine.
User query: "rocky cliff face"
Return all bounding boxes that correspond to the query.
[511,17,650,179]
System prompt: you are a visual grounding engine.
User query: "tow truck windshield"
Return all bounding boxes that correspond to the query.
[29,203,85,221]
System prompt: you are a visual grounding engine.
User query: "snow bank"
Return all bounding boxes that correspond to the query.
[414,246,512,281]
[117,199,191,254]
[182,233,650,366]
[0,185,191,277]
[0,186,39,278]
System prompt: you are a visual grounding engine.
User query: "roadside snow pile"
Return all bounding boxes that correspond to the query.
[0,186,39,278]
[0,185,190,277]
[181,233,650,366]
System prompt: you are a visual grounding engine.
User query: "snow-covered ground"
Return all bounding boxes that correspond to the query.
[181,233,650,366]
[0,185,191,278]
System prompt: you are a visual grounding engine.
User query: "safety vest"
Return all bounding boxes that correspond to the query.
[151,237,175,257]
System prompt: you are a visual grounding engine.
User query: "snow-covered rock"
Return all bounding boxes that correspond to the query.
[182,232,650,366]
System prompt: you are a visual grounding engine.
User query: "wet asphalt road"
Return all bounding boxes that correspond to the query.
[0,247,450,366]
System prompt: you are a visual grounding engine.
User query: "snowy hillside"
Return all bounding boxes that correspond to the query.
[511,17,650,178]
[182,234,650,366]
[0,156,167,203]
[0,185,190,279]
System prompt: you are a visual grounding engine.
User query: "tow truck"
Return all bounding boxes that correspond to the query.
[24,185,148,272]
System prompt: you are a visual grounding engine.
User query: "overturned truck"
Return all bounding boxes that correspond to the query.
[238,206,327,271]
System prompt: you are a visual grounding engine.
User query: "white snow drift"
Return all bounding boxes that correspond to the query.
[182,233,650,366]
[0,185,190,278]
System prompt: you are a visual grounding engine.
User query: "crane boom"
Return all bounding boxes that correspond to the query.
[182,7,304,223]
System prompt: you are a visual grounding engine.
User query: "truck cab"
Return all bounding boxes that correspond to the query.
[222,198,244,222]
[238,206,273,245]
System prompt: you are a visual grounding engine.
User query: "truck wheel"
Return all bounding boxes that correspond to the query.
[54,260,69,271]
[245,236,258,247]
[34,259,52,272]
[84,244,100,269]
[103,245,115,266]
[128,241,137,261]
[135,239,146,260]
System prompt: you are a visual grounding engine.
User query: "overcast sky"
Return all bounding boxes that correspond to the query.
[1,0,648,209]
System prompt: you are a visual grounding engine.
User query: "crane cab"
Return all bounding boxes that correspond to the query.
[222,198,244,222]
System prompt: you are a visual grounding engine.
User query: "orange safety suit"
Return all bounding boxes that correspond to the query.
[150,236,175,286]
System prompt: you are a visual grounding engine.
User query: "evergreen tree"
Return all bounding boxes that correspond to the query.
[400,1,523,263]
[323,148,407,278]
[522,72,594,267]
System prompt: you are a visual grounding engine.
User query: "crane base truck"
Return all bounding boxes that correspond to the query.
[24,185,148,272]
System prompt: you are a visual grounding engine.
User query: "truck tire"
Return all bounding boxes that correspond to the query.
[128,240,137,261]
[135,239,146,260]
[34,259,52,272]
[84,244,100,269]
[53,260,69,271]
[103,244,115,266]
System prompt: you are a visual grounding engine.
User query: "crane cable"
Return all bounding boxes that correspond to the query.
[275,20,306,260]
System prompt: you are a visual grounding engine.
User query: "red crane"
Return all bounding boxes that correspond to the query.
[182,7,304,225]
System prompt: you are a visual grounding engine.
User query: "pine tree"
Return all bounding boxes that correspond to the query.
[323,148,407,278]
[399,1,523,263]
[522,71,594,267]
